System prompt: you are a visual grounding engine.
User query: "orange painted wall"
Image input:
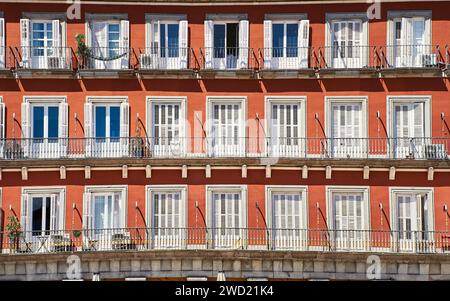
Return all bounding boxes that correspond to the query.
[0,2,449,232]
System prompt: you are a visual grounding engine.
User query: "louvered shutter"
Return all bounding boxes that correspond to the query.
[204,20,213,68]
[59,102,68,152]
[21,194,30,236]
[263,20,272,68]
[52,19,61,62]
[120,101,129,140]
[82,192,92,230]
[413,103,424,139]
[0,102,4,139]
[298,19,309,68]
[50,194,58,232]
[120,20,130,68]
[400,18,413,66]
[179,20,188,69]
[20,19,31,68]
[238,20,249,69]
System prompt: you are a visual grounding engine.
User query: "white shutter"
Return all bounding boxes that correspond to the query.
[152,21,160,55]
[263,20,272,68]
[204,20,213,68]
[400,17,412,66]
[0,102,4,139]
[59,101,68,139]
[52,19,61,58]
[413,103,424,138]
[416,194,422,232]
[179,20,188,69]
[84,102,93,138]
[82,192,92,230]
[238,20,249,69]
[120,20,130,69]
[332,105,340,139]
[298,20,309,68]
[20,19,31,68]
[21,194,29,234]
[50,194,58,232]
[0,18,5,68]
[21,102,31,139]
[120,101,129,139]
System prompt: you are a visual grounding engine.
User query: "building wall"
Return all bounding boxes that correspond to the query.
[0,1,449,232]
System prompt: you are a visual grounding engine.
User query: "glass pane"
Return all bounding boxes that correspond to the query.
[48,107,59,140]
[167,24,179,57]
[32,197,43,233]
[95,106,106,138]
[45,197,51,232]
[33,106,44,139]
[110,106,120,139]
[160,24,166,57]
[286,24,298,57]
[213,24,225,58]
[272,24,284,57]
[94,196,106,230]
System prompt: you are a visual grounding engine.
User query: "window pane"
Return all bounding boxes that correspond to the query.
[286,24,298,57]
[48,107,59,139]
[33,106,44,139]
[213,24,225,58]
[167,24,179,57]
[32,197,43,233]
[94,196,106,230]
[95,106,106,138]
[45,197,51,232]
[272,24,284,57]
[110,106,120,138]
[160,24,166,57]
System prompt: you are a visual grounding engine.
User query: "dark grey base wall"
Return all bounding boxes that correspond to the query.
[0,251,450,281]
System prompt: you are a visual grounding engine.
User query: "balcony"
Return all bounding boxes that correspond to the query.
[0,137,448,161]
[12,46,74,78]
[199,47,256,78]
[0,46,13,78]
[77,47,136,78]
[1,228,448,255]
[258,46,316,79]
[136,47,196,79]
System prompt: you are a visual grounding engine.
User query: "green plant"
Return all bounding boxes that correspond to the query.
[75,34,91,63]
[6,216,22,250]
[72,230,81,238]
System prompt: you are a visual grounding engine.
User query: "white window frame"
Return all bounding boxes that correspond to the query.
[21,186,66,234]
[325,96,368,158]
[265,96,307,157]
[145,185,188,248]
[146,96,187,156]
[0,96,5,140]
[206,96,247,157]
[389,187,435,251]
[265,185,308,250]
[205,185,248,249]
[84,185,128,230]
[325,13,369,68]
[387,96,431,139]
[386,11,432,68]
[326,186,370,250]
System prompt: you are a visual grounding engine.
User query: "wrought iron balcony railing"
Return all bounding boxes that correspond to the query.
[258,47,313,70]
[0,137,448,160]
[318,45,378,69]
[77,47,135,70]
[137,47,195,70]
[381,44,444,69]
[200,47,256,70]
[1,228,449,255]
[14,46,74,70]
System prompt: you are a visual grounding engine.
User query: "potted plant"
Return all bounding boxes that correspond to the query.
[75,34,91,68]
[72,230,81,238]
[6,216,22,253]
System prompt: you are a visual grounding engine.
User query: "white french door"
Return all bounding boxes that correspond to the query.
[332,192,367,250]
[212,192,243,249]
[152,103,183,157]
[393,102,424,158]
[396,193,432,252]
[210,103,244,157]
[30,21,55,69]
[93,105,122,158]
[393,18,427,68]
[331,103,363,158]
[270,103,302,157]
[271,193,305,250]
[331,20,363,68]
[152,192,184,249]
[91,21,121,69]
[31,105,62,159]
